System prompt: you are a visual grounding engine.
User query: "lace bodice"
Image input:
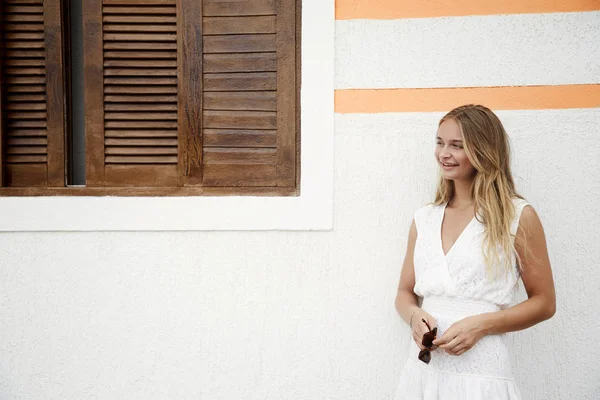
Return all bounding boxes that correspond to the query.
[412,198,530,306]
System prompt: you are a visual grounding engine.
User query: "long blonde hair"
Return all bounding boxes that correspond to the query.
[434,104,524,276]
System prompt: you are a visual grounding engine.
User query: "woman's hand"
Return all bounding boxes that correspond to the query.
[432,314,488,356]
[410,309,438,350]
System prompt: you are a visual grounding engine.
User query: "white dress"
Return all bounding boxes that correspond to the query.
[393,198,529,400]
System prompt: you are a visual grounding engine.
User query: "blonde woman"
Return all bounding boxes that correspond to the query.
[393,105,556,399]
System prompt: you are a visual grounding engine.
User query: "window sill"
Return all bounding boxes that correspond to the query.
[0,186,299,197]
[0,189,332,231]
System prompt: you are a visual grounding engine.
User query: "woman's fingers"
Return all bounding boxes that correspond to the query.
[412,317,427,349]
[441,336,462,354]
[454,347,469,356]
[421,314,437,330]
[432,325,453,347]
[450,345,467,356]
[412,332,426,350]
[410,311,439,351]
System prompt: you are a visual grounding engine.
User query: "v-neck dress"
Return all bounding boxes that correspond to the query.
[393,198,530,400]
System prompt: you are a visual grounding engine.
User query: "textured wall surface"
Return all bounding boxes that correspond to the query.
[1,110,599,400]
[1,5,599,400]
[335,13,600,89]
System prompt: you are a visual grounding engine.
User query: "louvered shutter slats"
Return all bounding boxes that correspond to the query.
[3,0,47,176]
[1,0,65,187]
[84,0,178,186]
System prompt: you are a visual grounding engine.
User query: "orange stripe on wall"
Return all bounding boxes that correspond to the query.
[335,85,600,113]
[336,0,600,20]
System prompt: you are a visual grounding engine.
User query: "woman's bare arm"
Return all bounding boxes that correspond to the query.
[481,206,557,334]
[396,219,440,349]
[395,220,421,325]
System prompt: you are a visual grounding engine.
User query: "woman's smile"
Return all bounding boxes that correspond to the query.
[441,161,459,168]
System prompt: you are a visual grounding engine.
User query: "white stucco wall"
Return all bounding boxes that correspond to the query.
[1,5,599,400]
[335,12,600,89]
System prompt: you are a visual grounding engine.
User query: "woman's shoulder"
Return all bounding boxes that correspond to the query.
[511,197,534,217]
[413,202,442,226]
[414,202,439,215]
[510,197,536,234]
[511,197,530,208]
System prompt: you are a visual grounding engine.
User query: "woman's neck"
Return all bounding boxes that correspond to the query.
[450,179,474,208]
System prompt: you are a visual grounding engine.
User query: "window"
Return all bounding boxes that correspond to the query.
[0,0,300,196]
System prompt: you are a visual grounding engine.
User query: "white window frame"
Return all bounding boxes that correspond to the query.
[0,0,334,232]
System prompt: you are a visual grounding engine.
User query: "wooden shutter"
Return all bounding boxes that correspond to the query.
[200,0,297,187]
[0,0,66,187]
[84,0,179,187]
[83,0,298,190]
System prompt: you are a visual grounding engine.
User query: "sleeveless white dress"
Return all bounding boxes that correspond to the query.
[393,198,529,400]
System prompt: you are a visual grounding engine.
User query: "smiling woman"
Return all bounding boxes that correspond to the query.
[393,104,556,400]
[435,119,474,181]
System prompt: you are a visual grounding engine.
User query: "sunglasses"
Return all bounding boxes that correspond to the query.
[418,318,437,364]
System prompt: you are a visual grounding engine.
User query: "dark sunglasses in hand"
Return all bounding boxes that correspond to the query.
[418,318,437,364]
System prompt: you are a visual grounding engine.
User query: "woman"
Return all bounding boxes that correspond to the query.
[393,105,556,399]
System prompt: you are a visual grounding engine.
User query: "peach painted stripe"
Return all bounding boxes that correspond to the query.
[336,0,600,20]
[335,85,600,113]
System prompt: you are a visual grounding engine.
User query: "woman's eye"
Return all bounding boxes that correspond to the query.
[453,144,462,149]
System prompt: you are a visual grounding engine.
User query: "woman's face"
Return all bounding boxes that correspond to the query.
[435,119,476,181]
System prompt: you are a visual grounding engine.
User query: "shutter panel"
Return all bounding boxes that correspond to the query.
[83,0,298,190]
[200,0,297,187]
[0,0,66,187]
[84,0,179,187]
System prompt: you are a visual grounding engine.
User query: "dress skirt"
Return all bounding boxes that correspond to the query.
[393,296,522,400]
